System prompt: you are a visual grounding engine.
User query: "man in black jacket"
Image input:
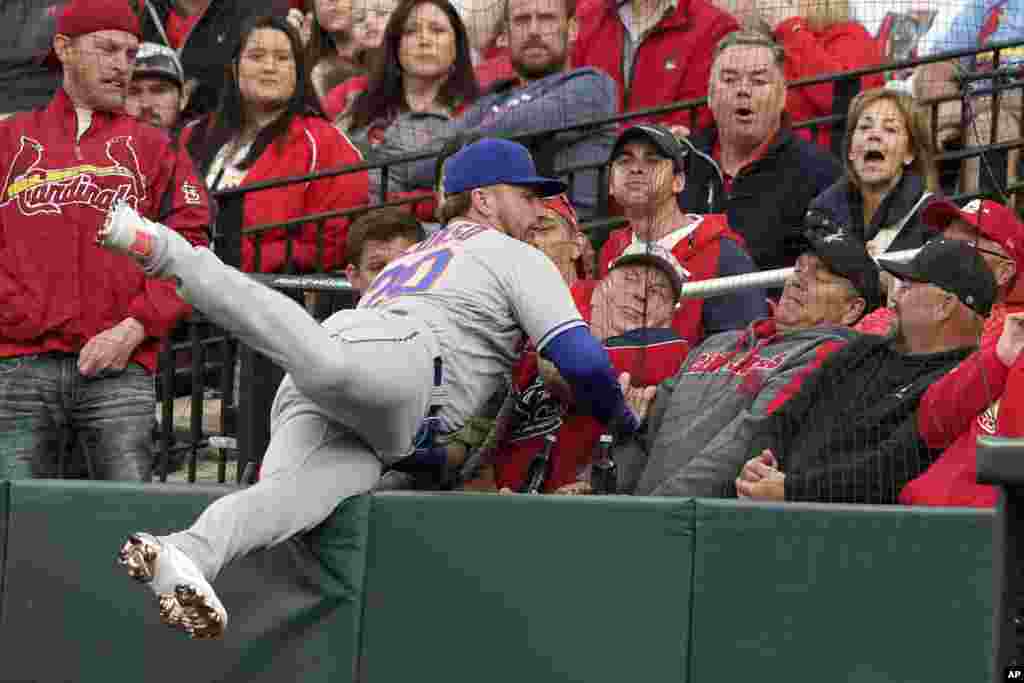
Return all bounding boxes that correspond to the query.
[139,0,289,120]
[736,238,996,504]
[678,31,842,275]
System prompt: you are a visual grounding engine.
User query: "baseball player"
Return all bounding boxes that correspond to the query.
[100,138,641,639]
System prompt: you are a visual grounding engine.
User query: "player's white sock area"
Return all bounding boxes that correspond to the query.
[97,201,192,279]
[118,533,228,640]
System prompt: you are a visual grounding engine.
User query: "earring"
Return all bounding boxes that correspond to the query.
[904,160,912,167]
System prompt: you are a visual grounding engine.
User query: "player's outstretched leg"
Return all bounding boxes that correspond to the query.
[118,532,228,639]
[98,200,439,463]
[96,201,342,381]
[116,405,384,640]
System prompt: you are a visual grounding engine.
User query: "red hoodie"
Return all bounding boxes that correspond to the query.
[0,89,210,372]
[774,18,885,149]
[572,0,738,130]
[182,114,369,273]
[901,303,1024,507]
[598,213,744,345]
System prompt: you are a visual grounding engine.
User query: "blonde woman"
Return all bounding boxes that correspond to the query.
[810,88,939,257]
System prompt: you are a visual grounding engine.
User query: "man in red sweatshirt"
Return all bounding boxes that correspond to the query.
[0,0,210,480]
[901,199,1024,507]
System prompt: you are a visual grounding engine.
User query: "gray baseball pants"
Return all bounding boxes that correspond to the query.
[157,241,438,582]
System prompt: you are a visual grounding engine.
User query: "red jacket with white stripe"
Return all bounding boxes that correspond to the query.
[902,304,1024,507]
[182,114,369,273]
[0,89,210,372]
[597,213,763,347]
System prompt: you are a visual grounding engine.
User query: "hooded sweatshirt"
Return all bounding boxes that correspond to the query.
[618,318,855,496]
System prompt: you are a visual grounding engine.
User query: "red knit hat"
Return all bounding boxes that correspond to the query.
[47,0,142,68]
[56,0,142,38]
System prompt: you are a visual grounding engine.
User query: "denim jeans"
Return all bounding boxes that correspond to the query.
[0,353,155,481]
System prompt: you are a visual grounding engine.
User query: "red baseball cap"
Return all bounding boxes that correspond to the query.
[922,198,1024,270]
[47,0,142,68]
[542,194,586,279]
[543,194,579,233]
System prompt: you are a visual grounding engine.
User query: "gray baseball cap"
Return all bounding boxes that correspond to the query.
[133,42,185,88]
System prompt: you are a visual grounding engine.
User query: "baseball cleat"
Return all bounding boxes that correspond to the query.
[97,201,169,274]
[118,533,228,639]
[119,533,159,582]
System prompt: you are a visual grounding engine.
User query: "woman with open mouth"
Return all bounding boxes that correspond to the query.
[809,87,939,261]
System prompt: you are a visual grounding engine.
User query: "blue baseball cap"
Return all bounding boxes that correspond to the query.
[442,138,567,197]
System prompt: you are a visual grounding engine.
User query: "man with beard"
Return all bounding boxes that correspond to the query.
[124,42,189,131]
[139,0,290,120]
[737,238,993,503]
[0,0,210,481]
[379,0,617,218]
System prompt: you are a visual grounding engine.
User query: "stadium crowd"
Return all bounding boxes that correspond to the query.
[2,0,1024,515]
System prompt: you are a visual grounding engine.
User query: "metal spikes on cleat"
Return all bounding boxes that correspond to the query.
[118,534,159,583]
[174,584,226,640]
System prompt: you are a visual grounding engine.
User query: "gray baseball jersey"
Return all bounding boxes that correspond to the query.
[359,220,585,432]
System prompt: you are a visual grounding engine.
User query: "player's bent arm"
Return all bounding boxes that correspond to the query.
[541,326,639,437]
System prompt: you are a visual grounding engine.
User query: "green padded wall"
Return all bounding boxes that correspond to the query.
[0,480,370,683]
[690,500,994,683]
[358,492,696,683]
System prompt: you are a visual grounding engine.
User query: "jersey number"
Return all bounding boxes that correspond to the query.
[363,248,453,307]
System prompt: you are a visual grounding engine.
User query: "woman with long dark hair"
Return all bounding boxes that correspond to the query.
[184,15,369,273]
[323,0,479,142]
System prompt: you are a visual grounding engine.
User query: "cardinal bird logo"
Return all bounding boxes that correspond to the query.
[0,135,147,216]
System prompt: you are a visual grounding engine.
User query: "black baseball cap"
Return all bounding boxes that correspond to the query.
[794,212,883,315]
[610,124,689,172]
[877,238,997,316]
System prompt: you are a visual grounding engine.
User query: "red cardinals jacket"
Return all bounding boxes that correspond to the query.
[598,214,756,345]
[901,304,1024,507]
[571,0,738,130]
[0,89,210,372]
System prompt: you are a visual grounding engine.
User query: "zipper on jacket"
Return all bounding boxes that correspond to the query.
[73,109,93,160]
[621,19,667,110]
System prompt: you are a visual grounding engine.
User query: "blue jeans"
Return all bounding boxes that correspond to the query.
[0,353,155,481]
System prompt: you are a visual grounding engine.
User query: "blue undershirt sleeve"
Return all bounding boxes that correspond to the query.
[540,325,639,436]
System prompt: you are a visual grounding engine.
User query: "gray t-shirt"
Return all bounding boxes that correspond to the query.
[359,220,585,431]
